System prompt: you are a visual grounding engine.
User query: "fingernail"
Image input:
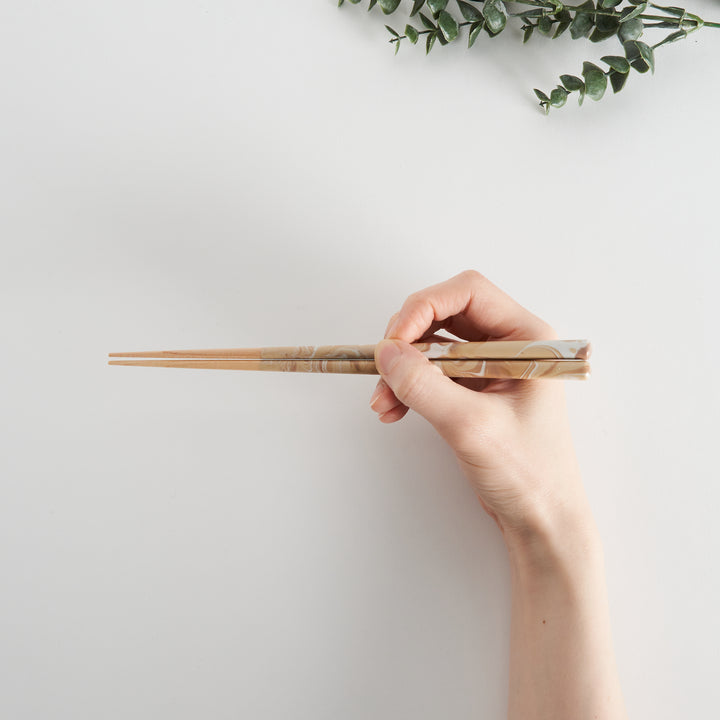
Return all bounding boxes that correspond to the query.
[369,383,383,408]
[376,340,401,375]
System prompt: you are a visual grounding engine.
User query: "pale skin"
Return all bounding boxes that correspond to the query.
[369,270,628,720]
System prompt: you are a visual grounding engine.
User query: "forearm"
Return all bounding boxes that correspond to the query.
[505,509,628,720]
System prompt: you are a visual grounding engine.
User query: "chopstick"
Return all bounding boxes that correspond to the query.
[108,339,591,380]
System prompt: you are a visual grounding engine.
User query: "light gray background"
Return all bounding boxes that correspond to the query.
[1,2,718,718]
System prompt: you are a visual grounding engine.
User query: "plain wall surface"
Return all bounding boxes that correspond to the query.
[1,2,719,717]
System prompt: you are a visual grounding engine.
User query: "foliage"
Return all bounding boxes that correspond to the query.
[338,0,719,112]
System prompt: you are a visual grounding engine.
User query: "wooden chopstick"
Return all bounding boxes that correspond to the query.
[108,356,591,380]
[108,339,590,361]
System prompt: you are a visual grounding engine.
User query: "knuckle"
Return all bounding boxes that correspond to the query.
[459,269,486,285]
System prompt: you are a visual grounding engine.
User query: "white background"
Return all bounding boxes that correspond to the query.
[1,2,718,718]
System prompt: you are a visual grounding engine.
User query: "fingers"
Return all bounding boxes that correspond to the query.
[370,332,456,421]
[387,270,554,345]
[373,339,477,443]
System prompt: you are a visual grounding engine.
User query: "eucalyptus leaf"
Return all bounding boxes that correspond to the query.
[419,12,436,29]
[595,14,620,32]
[582,61,608,100]
[609,68,629,91]
[618,17,643,41]
[601,55,631,72]
[438,10,459,40]
[654,29,687,46]
[458,0,483,22]
[410,0,425,16]
[368,0,378,8]
[624,39,655,73]
[550,86,570,107]
[385,24,399,37]
[426,0,448,15]
[650,3,685,16]
[620,2,647,22]
[482,0,507,34]
[570,10,594,39]
[436,28,448,44]
[534,88,550,101]
[405,24,419,43]
[554,19,571,37]
[600,0,623,7]
[590,27,619,42]
[426,30,437,52]
[469,21,484,46]
[523,24,534,43]
[560,74,585,90]
[538,15,553,34]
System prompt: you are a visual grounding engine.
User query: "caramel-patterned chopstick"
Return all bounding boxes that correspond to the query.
[109,339,590,361]
[108,340,591,380]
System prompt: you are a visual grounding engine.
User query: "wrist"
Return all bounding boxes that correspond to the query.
[502,497,604,579]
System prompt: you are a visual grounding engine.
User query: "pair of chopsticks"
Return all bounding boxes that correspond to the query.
[108,339,591,380]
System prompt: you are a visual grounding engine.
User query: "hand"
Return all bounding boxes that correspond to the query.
[369,271,596,551]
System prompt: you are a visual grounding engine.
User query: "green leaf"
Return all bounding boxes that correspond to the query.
[338,0,345,6]
[405,24,419,43]
[427,0,448,14]
[560,74,585,91]
[619,2,647,22]
[550,86,570,107]
[534,88,550,102]
[426,30,437,53]
[538,15,553,34]
[436,28,448,44]
[385,24,399,37]
[590,27,619,42]
[618,16,643,41]
[624,39,654,73]
[553,20,571,37]
[468,20,484,46]
[482,0,507,34]
[600,0,623,7]
[582,61,608,100]
[595,14,620,32]
[523,24,534,43]
[649,2,685,15]
[601,55,630,73]
[368,0,378,9]
[438,10,459,40]
[609,68,629,92]
[378,0,402,14]
[419,12,436,29]
[654,29,687,47]
[458,0,483,21]
[569,4,595,40]
[410,0,425,16]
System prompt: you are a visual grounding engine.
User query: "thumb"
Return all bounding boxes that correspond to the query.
[374,339,473,440]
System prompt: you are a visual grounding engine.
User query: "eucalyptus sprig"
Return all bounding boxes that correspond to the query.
[338,0,719,112]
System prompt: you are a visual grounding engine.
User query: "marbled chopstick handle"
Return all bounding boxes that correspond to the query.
[108,357,591,380]
[109,339,590,361]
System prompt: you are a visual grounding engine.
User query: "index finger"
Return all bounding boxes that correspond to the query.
[387,270,555,344]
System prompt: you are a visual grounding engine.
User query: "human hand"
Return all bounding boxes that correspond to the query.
[369,271,597,552]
